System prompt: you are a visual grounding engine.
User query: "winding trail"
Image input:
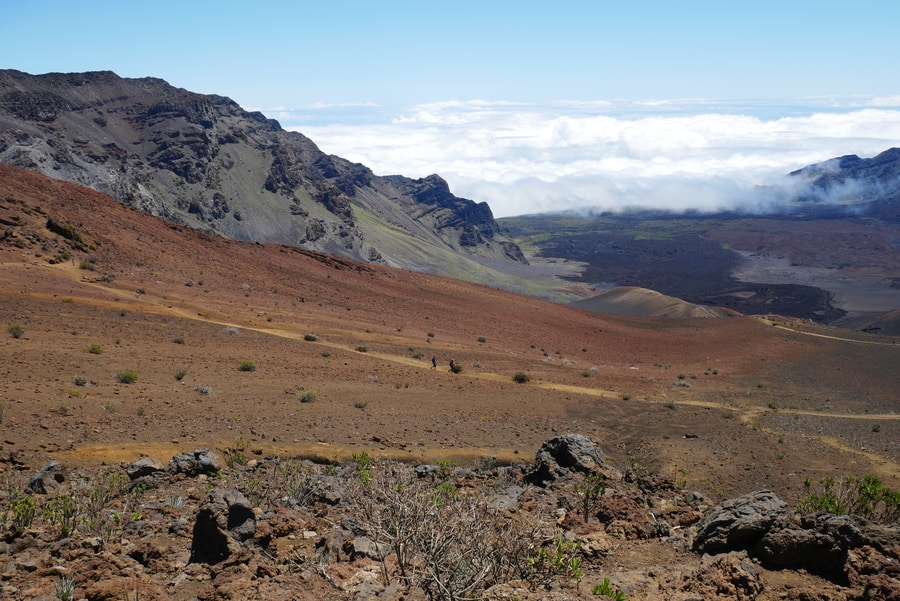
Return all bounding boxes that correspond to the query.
[8,261,899,472]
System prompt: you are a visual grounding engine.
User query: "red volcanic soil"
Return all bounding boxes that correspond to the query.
[1,164,898,504]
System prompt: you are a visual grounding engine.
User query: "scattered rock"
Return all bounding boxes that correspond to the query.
[127,456,165,480]
[692,489,787,554]
[26,460,66,494]
[526,433,620,485]
[190,489,255,564]
[681,551,763,600]
[754,512,863,576]
[168,448,221,477]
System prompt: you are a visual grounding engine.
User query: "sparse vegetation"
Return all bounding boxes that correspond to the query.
[223,437,249,468]
[87,343,103,355]
[73,375,88,387]
[7,323,23,339]
[354,399,368,409]
[53,576,76,601]
[799,475,900,523]
[477,335,486,343]
[355,345,368,353]
[513,371,531,384]
[593,577,628,600]
[8,494,36,537]
[575,472,606,523]
[298,391,317,403]
[43,493,78,538]
[115,370,138,384]
[304,333,319,341]
[238,360,257,372]
[174,367,188,381]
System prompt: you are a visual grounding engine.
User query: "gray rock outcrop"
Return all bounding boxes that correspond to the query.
[190,489,256,564]
[526,433,620,485]
[692,489,788,554]
[168,448,221,477]
[26,460,67,494]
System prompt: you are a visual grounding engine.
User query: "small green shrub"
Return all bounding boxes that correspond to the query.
[354,399,368,409]
[172,336,185,344]
[87,343,103,355]
[72,375,88,387]
[7,323,23,339]
[799,475,900,523]
[351,451,372,469]
[355,345,368,353]
[593,576,627,599]
[575,472,606,523]
[299,391,317,403]
[513,371,530,384]
[115,370,138,384]
[449,362,463,374]
[43,493,79,539]
[238,360,256,372]
[526,537,584,589]
[9,495,36,537]
[304,333,319,342]
[174,367,188,381]
[477,336,487,343]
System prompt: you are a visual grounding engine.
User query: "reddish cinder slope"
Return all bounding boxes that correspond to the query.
[1,164,897,501]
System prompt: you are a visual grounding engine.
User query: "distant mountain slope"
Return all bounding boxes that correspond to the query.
[789,147,900,221]
[0,69,526,285]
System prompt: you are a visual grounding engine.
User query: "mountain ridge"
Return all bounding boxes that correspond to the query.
[0,69,527,285]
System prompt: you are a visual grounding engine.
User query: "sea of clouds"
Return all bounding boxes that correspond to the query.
[277,98,900,218]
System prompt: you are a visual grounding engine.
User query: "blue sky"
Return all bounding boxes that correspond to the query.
[4,1,900,216]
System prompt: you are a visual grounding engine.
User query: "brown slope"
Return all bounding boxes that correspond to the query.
[1,164,898,503]
[572,286,736,318]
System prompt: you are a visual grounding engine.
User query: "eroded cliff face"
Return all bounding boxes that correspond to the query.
[0,69,526,273]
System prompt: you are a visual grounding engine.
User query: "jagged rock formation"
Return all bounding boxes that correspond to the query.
[0,69,526,283]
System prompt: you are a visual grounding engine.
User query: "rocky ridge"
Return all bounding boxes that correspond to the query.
[0,70,526,283]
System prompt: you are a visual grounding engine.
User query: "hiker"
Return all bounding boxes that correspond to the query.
[431,355,437,369]
[448,359,455,372]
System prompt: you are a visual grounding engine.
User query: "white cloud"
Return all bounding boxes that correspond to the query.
[284,100,900,218]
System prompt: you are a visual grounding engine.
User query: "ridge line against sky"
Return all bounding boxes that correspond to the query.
[3,1,900,216]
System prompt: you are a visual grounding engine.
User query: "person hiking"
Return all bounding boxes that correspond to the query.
[431,355,437,370]
[448,359,455,372]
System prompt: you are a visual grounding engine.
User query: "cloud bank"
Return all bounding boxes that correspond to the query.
[281,99,900,218]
